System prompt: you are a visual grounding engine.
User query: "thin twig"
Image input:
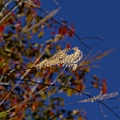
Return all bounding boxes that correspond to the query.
[0,1,21,24]
[1,0,13,12]
[80,36,104,41]
[0,54,42,106]
[38,8,91,52]
[99,103,107,118]
[21,7,60,33]
[5,79,120,120]
[23,0,39,8]
[83,92,120,120]
[6,68,66,113]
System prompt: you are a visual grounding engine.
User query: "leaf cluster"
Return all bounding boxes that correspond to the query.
[0,0,119,120]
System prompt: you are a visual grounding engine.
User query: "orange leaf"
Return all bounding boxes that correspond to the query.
[101,79,107,94]
[91,81,99,88]
[76,83,85,91]
[78,116,84,120]
[32,101,39,111]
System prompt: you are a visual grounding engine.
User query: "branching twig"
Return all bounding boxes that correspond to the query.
[21,7,60,33]
[4,77,120,119]
[0,0,21,24]
[0,0,13,12]
[0,54,42,106]
[6,68,66,113]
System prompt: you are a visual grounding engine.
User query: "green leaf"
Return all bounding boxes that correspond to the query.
[0,112,8,119]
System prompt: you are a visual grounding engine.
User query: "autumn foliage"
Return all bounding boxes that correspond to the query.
[0,0,119,120]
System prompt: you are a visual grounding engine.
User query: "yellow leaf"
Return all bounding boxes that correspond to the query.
[32,26,39,34]
[67,89,74,97]
[38,30,44,38]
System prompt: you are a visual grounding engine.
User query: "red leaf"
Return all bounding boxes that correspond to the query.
[102,78,106,83]
[21,104,27,111]
[59,63,63,68]
[35,0,41,7]
[0,25,4,32]
[66,42,71,49]
[58,26,67,36]
[51,31,55,35]
[68,28,75,37]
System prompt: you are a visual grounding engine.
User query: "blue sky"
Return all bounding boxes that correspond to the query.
[40,0,120,119]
